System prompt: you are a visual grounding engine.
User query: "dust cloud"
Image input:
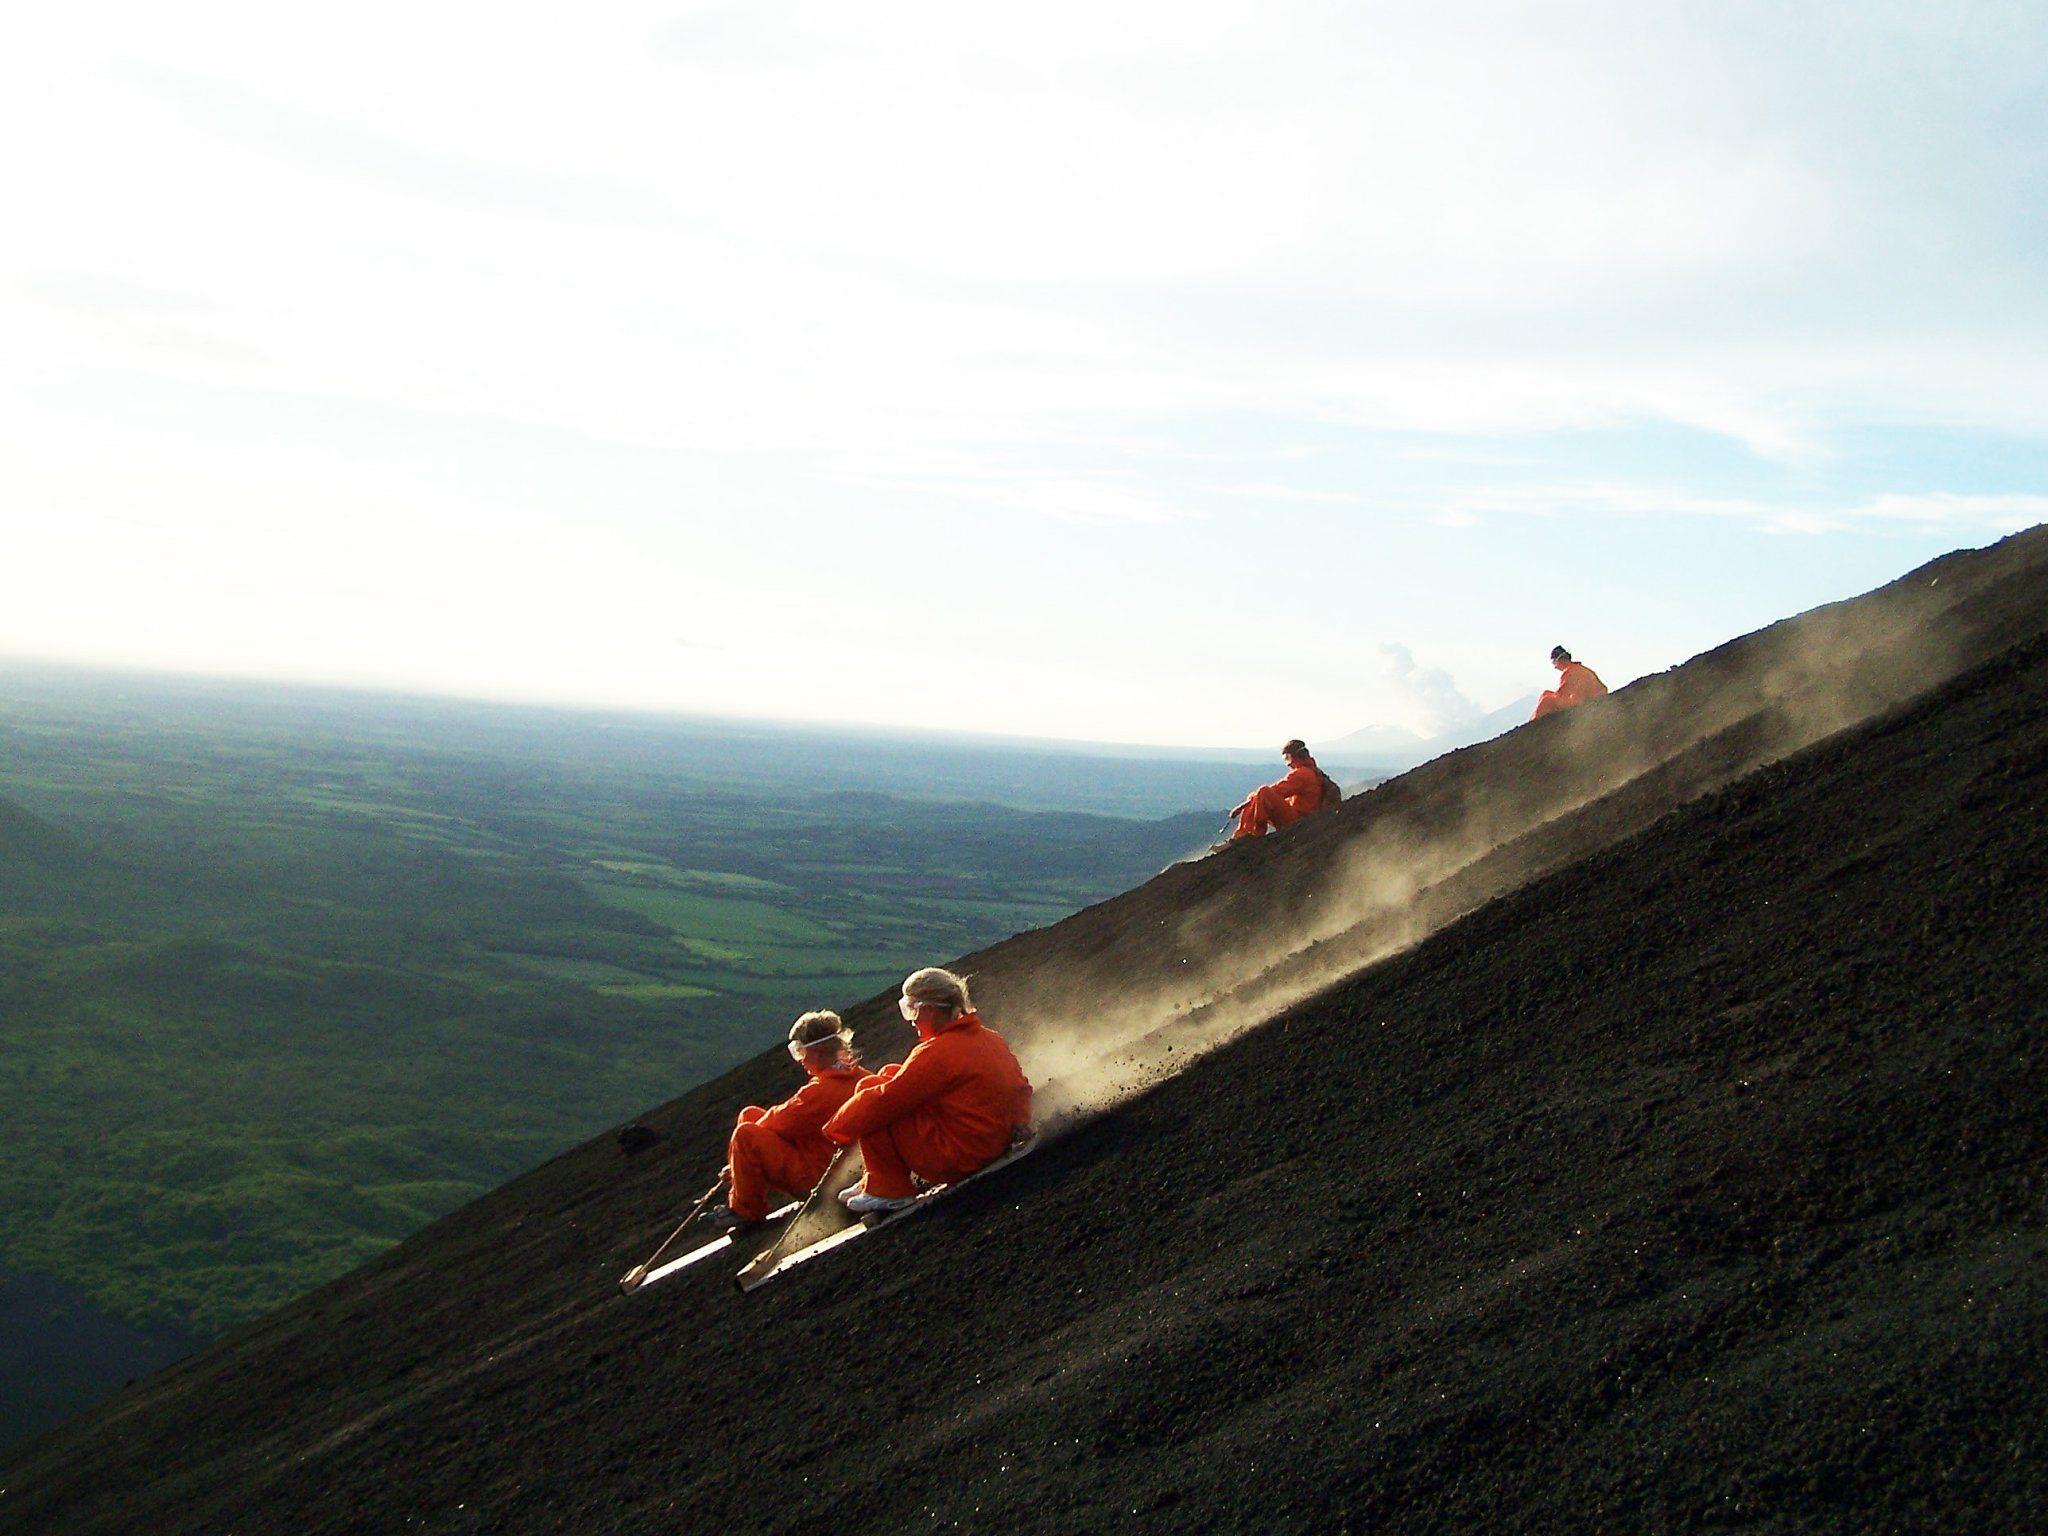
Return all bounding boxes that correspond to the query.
[967,541,2039,1131]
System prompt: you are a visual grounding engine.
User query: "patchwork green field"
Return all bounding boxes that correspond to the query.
[0,668,1233,1389]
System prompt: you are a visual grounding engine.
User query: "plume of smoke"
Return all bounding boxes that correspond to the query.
[1376,641,1485,738]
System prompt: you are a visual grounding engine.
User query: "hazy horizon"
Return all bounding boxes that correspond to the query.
[7,4,2045,747]
[0,648,1464,767]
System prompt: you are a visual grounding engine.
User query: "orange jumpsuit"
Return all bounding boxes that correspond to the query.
[726,1060,865,1221]
[1531,661,1608,720]
[824,1011,1033,1200]
[1234,755,1326,839]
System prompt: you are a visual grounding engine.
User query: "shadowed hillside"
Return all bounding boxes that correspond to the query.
[3,530,2044,1534]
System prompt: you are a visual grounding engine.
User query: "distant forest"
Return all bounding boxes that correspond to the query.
[0,668,1243,1359]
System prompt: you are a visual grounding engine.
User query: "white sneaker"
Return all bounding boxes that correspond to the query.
[843,1188,917,1216]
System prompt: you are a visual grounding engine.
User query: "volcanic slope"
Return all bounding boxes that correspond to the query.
[5,529,2047,1534]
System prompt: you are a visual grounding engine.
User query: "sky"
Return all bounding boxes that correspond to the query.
[3,1,2045,749]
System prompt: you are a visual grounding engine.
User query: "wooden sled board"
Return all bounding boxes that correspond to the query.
[729,1145,863,1291]
[632,1200,801,1294]
[736,1137,1039,1294]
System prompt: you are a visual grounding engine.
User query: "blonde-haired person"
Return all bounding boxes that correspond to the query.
[822,968,1033,1215]
[706,1011,865,1229]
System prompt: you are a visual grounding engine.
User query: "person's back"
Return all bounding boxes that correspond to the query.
[1531,646,1607,720]
[1556,659,1606,706]
[882,1012,1029,1162]
[1276,753,1325,816]
[755,1058,865,1164]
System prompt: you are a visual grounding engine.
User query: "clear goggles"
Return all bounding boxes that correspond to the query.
[788,1029,853,1062]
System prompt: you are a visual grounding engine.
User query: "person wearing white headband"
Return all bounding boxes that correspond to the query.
[823,968,1033,1215]
[704,1010,864,1229]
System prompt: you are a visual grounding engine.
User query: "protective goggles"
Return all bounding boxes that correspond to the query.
[788,1029,853,1061]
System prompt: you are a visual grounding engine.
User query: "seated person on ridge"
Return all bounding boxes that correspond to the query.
[1225,738,1330,843]
[1530,645,1608,720]
[706,1011,865,1229]
[824,967,1033,1216]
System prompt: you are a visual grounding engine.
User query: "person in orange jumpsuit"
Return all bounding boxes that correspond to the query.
[1227,738,1328,842]
[708,1011,866,1227]
[825,967,1033,1215]
[1530,645,1609,720]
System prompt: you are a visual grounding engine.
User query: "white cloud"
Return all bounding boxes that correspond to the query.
[0,0,1938,457]
[824,458,1187,526]
[1430,483,2048,538]
[1851,493,2048,533]
[1374,642,1484,737]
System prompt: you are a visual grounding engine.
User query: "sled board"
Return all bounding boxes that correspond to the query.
[633,1200,800,1293]
[736,1137,1038,1293]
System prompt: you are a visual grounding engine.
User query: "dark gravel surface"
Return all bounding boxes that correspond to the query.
[5,530,2046,1535]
